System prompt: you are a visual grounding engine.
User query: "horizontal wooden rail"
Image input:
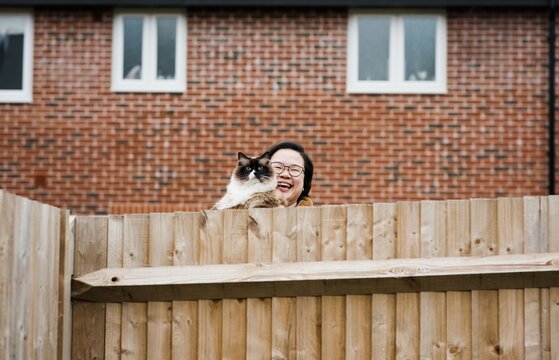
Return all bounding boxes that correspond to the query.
[71,252,559,302]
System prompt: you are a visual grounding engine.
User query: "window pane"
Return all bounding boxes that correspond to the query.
[123,16,143,79]
[358,16,390,81]
[404,17,436,81]
[157,17,177,80]
[0,16,25,90]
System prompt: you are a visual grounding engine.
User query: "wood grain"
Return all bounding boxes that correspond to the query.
[446,200,471,359]
[222,210,248,360]
[396,201,420,360]
[420,200,447,360]
[345,204,372,359]
[497,197,524,359]
[198,210,223,360]
[272,207,297,360]
[321,206,347,360]
[147,213,174,360]
[247,208,272,359]
[372,202,396,360]
[121,215,149,360]
[105,215,123,360]
[172,212,200,360]
[471,199,499,360]
[523,196,543,360]
[72,216,108,360]
[296,206,322,359]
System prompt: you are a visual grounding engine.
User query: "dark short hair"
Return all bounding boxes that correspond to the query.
[266,141,314,202]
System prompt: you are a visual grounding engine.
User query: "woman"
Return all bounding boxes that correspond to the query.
[266,141,314,207]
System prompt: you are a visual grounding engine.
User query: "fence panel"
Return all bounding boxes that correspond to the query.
[0,191,69,360]
[5,190,559,359]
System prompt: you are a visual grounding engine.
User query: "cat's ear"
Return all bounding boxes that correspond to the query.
[238,152,250,160]
[259,152,271,161]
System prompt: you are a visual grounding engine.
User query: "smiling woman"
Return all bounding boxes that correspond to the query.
[266,141,314,207]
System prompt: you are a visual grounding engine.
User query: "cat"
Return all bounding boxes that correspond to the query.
[213,152,287,210]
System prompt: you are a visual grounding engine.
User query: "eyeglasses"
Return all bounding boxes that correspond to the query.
[271,162,305,177]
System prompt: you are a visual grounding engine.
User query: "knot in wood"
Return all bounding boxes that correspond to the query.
[389,266,426,276]
[448,345,460,355]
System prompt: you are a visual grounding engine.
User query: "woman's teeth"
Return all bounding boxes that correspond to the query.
[278,182,292,189]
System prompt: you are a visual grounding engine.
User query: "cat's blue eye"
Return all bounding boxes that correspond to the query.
[245,166,251,171]
[258,166,263,170]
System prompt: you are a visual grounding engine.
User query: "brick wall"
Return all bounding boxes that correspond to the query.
[0,7,554,214]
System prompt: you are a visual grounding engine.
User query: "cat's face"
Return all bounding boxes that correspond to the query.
[234,152,275,183]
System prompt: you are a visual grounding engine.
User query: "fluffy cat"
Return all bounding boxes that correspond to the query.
[213,152,286,210]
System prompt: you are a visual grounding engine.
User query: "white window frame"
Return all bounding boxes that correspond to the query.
[347,10,447,94]
[0,11,33,103]
[112,9,186,93]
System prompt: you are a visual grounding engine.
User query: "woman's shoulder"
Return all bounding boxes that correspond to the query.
[297,196,313,207]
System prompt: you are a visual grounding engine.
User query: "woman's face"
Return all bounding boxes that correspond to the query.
[270,149,305,207]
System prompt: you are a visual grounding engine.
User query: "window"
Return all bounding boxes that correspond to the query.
[0,12,33,103]
[347,10,446,94]
[112,10,186,93]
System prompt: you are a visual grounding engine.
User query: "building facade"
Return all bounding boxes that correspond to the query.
[0,1,556,214]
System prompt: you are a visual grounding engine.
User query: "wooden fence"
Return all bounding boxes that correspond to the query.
[0,190,71,360]
[70,197,559,359]
[2,189,559,359]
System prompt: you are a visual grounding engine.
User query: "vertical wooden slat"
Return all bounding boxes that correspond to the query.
[10,196,31,359]
[471,199,499,359]
[57,209,73,360]
[198,210,223,359]
[222,210,248,360]
[247,208,273,359]
[296,206,322,359]
[524,196,545,254]
[321,205,347,360]
[345,204,372,359]
[395,201,420,359]
[147,213,174,360]
[47,204,61,358]
[0,191,13,360]
[371,202,396,360]
[105,215,124,360]
[525,286,544,360]
[121,215,149,360]
[172,212,200,360]
[497,197,524,359]
[72,216,108,360]
[523,196,544,360]
[550,288,559,360]
[420,200,447,360]
[541,196,551,360]
[27,201,45,358]
[26,200,41,359]
[272,207,297,360]
[446,200,472,359]
[549,196,559,360]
